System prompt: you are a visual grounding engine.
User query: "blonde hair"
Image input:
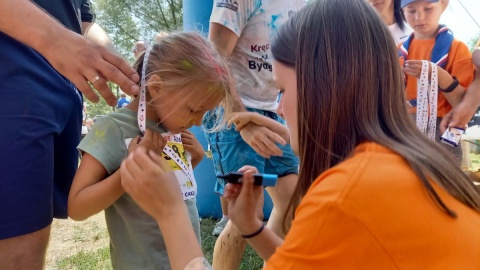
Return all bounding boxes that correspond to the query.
[133,32,234,130]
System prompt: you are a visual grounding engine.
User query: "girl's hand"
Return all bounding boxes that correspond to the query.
[128,129,166,156]
[121,147,183,219]
[228,112,256,131]
[181,130,204,164]
[224,166,264,235]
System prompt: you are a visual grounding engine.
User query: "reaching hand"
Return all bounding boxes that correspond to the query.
[439,101,475,133]
[239,123,286,158]
[181,130,204,164]
[121,148,182,219]
[224,166,264,235]
[43,33,140,106]
[128,129,166,156]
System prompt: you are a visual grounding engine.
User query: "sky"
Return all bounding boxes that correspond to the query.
[440,0,480,44]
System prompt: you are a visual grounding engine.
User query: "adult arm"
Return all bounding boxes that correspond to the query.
[121,148,205,270]
[209,22,245,112]
[82,22,121,56]
[0,0,139,106]
[209,23,285,157]
[440,68,480,131]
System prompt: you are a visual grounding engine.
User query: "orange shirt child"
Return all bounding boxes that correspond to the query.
[265,142,480,269]
[403,38,473,117]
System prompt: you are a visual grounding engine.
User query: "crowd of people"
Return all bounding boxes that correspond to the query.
[1,0,480,269]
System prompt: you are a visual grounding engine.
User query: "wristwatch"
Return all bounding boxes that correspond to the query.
[440,76,459,93]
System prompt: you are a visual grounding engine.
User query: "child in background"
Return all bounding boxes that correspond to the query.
[68,32,234,269]
[398,0,474,163]
[368,0,413,44]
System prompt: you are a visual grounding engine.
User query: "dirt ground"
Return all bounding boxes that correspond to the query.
[45,212,109,270]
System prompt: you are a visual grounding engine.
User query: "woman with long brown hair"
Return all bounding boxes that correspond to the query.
[120,0,480,269]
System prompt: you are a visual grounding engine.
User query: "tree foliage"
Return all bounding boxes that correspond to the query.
[93,0,183,62]
[85,0,183,118]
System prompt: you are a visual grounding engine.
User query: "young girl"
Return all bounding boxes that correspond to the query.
[68,32,233,269]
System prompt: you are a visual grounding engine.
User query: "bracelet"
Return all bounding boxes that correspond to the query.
[440,76,459,93]
[241,223,265,239]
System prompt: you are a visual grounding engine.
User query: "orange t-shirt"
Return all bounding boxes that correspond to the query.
[402,39,474,117]
[265,142,480,269]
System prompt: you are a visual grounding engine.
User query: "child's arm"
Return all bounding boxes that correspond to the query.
[404,60,465,107]
[68,154,124,221]
[229,112,290,143]
[437,67,465,107]
[69,129,165,221]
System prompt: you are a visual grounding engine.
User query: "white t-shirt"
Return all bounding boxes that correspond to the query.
[388,22,412,45]
[210,0,305,111]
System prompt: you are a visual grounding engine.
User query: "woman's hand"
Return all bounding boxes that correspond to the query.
[120,147,183,219]
[224,166,264,235]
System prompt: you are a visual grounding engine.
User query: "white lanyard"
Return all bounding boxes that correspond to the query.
[137,45,194,182]
[162,136,195,182]
[415,60,438,140]
[137,44,151,135]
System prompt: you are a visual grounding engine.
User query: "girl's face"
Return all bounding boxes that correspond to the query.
[404,0,445,39]
[273,61,298,155]
[151,84,222,134]
[368,0,394,18]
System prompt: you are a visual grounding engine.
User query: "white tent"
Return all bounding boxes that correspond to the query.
[441,0,480,44]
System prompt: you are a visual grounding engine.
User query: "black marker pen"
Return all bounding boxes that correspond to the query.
[218,172,277,187]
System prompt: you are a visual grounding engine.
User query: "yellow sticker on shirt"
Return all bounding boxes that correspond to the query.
[162,141,189,170]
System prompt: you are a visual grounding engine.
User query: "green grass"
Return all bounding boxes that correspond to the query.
[56,247,112,270]
[200,218,264,270]
[56,218,263,270]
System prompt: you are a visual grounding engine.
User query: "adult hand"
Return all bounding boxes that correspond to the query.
[181,130,204,163]
[120,148,183,219]
[128,129,166,156]
[439,101,475,133]
[239,123,286,158]
[224,166,264,235]
[42,33,140,106]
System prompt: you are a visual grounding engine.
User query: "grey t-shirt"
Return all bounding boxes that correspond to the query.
[78,108,201,270]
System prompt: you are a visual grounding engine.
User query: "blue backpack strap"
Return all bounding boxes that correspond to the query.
[431,24,454,68]
[398,33,414,62]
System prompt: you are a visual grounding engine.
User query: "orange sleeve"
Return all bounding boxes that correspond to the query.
[264,171,396,269]
[447,40,474,89]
